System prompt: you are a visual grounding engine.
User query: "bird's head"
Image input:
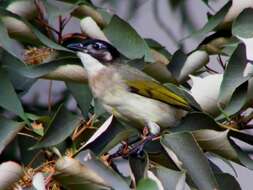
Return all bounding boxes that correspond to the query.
[65,38,120,63]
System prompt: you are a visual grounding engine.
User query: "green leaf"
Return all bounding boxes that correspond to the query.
[43,0,78,25]
[170,112,222,133]
[219,43,248,104]
[0,8,70,51]
[166,50,187,80]
[129,151,149,184]
[151,165,186,190]
[83,116,138,156]
[161,132,219,190]
[0,18,20,59]
[215,173,241,190]
[2,49,80,79]
[216,81,248,120]
[229,139,253,170]
[0,67,27,121]
[104,15,153,62]
[31,105,82,149]
[75,150,130,190]
[232,8,253,38]
[137,178,159,190]
[54,156,111,190]
[0,116,23,154]
[192,129,239,163]
[66,82,92,118]
[189,1,232,39]
[145,38,172,59]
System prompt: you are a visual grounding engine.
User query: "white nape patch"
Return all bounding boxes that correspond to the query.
[77,52,106,76]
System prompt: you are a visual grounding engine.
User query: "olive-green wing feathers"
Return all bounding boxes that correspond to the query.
[126,80,192,111]
[116,64,193,110]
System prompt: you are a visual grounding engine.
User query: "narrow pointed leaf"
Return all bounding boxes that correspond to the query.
[75,150,130,190]
[31,105,82,149]
[161,132,219,190]
[0,116,23,154]
[232,8,253,38]
[104,15,153,62]
[219,43,248,104]
[151,166,187,190]
[0,67,27,121]
[66,82,92,117]
[129,151,149,184]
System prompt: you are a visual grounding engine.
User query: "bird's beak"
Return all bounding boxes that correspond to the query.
[67,43,87,52]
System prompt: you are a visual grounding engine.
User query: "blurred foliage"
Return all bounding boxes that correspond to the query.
[0,0,253,189]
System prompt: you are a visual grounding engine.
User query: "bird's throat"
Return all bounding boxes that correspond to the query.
[77,52,106,76]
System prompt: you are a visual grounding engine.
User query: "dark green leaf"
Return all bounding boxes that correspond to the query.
[129,151,149,184]
[0,8,70,51]
[0,67,27,121]
[0,18,20,59]
[54,156,111,190]
[83,116,138,156]
[193,129,239,163]
[189,1,232,39]
[219,43,248,104]
[215,173,241,190]
[104,15,153,62]
[0,116,23,154]
[31,105,82,149]
[216,81,248,120]
[2,49,80,79]
[170,112,222,133]
[151,165,186,190]
[232,8,253,38]
[66,82,92,117]
[229,139,253,169]
[75,150,130,190]
[43,0,78,25]
[161,132,219,190]
[166,50,187,80]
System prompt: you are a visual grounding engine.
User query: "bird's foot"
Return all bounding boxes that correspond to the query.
[128,130,158,156]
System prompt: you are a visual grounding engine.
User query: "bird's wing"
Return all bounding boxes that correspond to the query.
[125,80,192,110]
[115,64,192,110]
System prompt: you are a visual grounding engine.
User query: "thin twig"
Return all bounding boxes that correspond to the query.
[18,132,39,140]
[205,65,219,74]
[217,54,225,70]
[72,115,95,141]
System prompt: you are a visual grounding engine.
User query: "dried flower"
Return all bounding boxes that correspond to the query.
[23,47,57,65]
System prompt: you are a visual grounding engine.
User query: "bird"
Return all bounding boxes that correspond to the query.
[65,38,197,135]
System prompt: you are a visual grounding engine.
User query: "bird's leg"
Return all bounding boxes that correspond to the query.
[128,122,161,155]
[108,122,160,160]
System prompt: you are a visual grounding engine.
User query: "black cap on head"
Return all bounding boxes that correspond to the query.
[63,36,120,62]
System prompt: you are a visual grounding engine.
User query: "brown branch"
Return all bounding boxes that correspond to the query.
[217,54,225,70]
[205,65,219,74]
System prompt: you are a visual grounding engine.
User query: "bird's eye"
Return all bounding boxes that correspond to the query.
[92,42,103,50]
